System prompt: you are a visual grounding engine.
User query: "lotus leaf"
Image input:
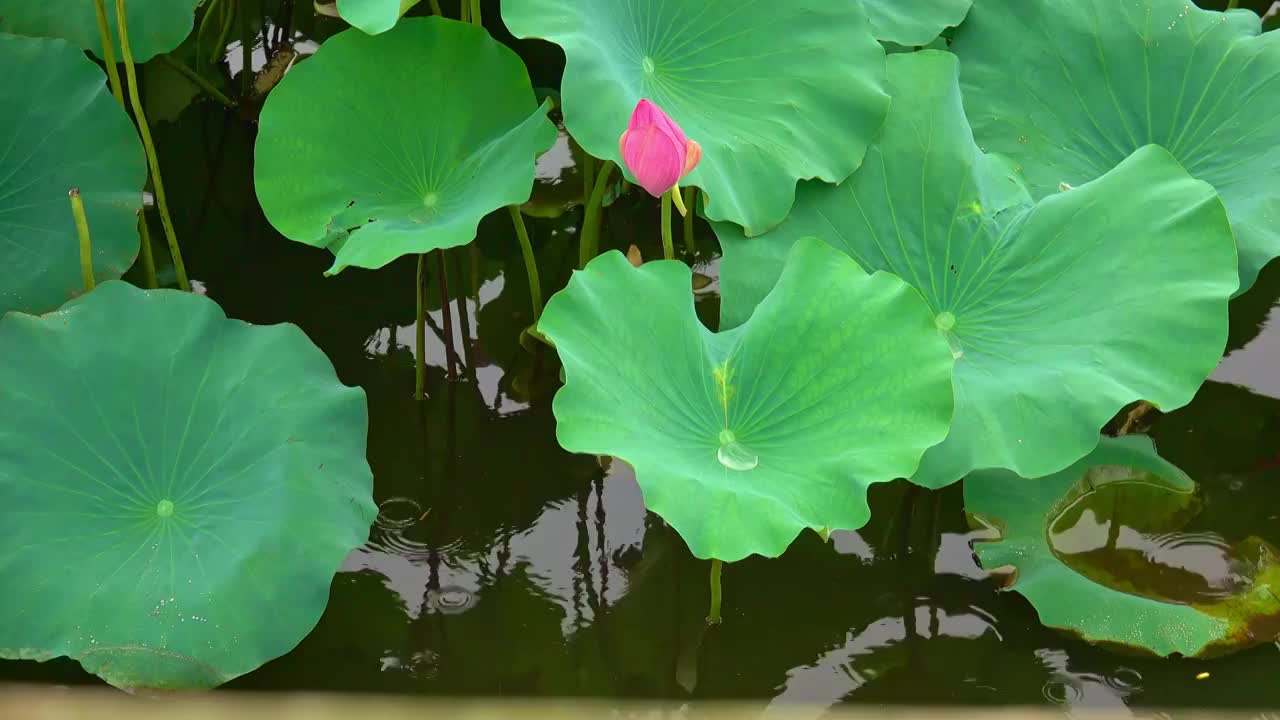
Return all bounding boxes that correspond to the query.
[332,0,422,35]
[0,281,376,690]
[951,0,1280,293]
[0,33,144,317]
[501,0,890,232]
[714,52,1237,488]
[537,237,954,562]
[966,435,1280,658]
[863,0,972,46]
[0,0,201,62]
[254,17,556,273]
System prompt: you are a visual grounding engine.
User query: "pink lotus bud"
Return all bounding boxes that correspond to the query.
[617,99,701,198]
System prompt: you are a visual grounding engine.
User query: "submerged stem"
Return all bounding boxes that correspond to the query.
[91,0,126,106]
[158,54,237,108]
[415,254,427,401]
[116,0,191,291]
[509,206,543,319]
[69,190,95,292]
[661,190,674,260]
[579,160,616,269]
[136,209,157,289]
[682,186,697,255]
[707,559,723,625]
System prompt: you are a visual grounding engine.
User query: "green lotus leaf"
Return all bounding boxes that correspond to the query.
[0,33,144,317]
[0,281,376,690]
[863,0,972,46]
[501,0,890,232]
[254,17,556,273]
[714,51,1238,488]
[332,0,422,35]
[0,0,201,62]
[966,435,1280,658]
[951,0,1280,293]
[537,237,954,562]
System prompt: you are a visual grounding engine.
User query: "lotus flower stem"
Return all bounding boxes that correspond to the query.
[137,209,158,289]
[508,206,543,319]
[158,54,237,109]
[68,190,95,292]
[582,155,596,206]
[579,160,616,269]
[661,191,675,261]
[436,250,458,381]
[682,187,697,254]
[416,254,427,401]
[116,0,192,291]
[707,559,723,625]
[91,0,126,107]
[469,0,482,25]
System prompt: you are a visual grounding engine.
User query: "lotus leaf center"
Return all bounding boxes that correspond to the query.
[156,499,175,518]
[642,56,655,75]
[716,429,759,472]
[423,192,439,208]
[935,311,956,332]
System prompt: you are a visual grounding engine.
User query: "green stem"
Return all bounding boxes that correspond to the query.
[460,0,470,23]
[509,206,543,319]
[1228,0,1239,8]
[158,54,237,108]
[469,0,482,24]
[428,0,443,15]
[69,190,95,292]
[195,0,221,68]
[213,0,235,65]
[579,160,615,269]
[239,0,251,97]
[707,559,723,625]
[117,0,190,291]
[137,209,158,289]
[92,0,126,107]
[415,254,427,401]
[582,155,596,208]
[682,186,697,255]
[661,190,674,260]
[437,249,457,381]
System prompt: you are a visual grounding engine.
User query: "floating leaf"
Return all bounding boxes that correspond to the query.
[863,0,972,46]
[951,0,1280,293]
[966,435,1280,658]
[537,237,954,561]
[714,52,1237,488]
[501,0,890,231]
[327,0,423,35]
[0,0,201,62]
[254,17,556,273]
[0,34,144,317]
[0,281,376,690]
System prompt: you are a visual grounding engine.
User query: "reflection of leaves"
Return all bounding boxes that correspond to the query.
[967,435,1280,658]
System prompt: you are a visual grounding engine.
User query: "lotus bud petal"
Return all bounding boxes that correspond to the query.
[619,99,698,198]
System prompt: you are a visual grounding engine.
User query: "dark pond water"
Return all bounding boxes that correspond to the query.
[4,0,1280,712]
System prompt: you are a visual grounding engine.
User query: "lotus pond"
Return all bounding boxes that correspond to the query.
[2,0,1280,712]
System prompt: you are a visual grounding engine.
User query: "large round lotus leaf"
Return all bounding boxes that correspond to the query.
[254,17,556,273]
[966,435,1280,658]
[0,34,144,317]
[863,0,972,46]
[951,0,1280,293]
[331,0,422,34]
[501,0,890,232]
[537,237,954,562]
[0,0,201,62]
[714,52,1238,489]
[0,281,376,690]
